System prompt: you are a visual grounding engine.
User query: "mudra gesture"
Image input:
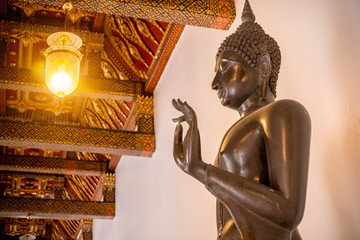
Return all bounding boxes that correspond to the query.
[172,1,311,239]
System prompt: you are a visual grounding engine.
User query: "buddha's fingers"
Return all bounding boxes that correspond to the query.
[172,98,182,111]
[172,116,186,124]
[173,122,185,167]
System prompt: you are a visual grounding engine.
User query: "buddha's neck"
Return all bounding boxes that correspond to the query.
[238,91,274,118]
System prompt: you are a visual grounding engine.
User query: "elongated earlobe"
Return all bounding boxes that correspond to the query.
[258,53,271,100]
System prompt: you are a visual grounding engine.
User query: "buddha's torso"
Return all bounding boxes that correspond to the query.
[214,104,297,240]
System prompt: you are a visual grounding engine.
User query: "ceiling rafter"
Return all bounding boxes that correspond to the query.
[0,119,155,156]
[12,0,236,30]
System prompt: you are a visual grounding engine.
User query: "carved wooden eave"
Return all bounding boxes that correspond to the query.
[12,0,236,30]
[0,197,115,220]
[0,0,236,239]
[0,119,156,156]
[0,170,113,238]
[0,67,144,101]
[0,154,108,176]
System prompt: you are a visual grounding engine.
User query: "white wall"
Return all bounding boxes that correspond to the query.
[94,0,360,239]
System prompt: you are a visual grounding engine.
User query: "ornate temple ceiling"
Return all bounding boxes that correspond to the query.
[0,0,235,239]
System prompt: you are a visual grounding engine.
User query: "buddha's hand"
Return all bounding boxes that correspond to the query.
[172,99,206,181]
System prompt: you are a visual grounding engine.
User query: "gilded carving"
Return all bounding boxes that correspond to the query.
[136,95,154,115]
[0,21,10,37]
[0,67,144,101]
[64,175,100,201]
[10,1,95,23]
[104,14,169,81]
[104,173,115,188]
[132,96,154,134]
[146,24,185,92]
[0,119,156,155]
[10,2,43,18]
[87,32,104,53]
[54,175,65,199]
[12,0,236,30]
[100,53,121,79]
[81,99,127,130]
[0,154,107,176]
[107,17,146,79]
[5,90,75,117]
[146,20,165,34]
[2,218,46,237]
[1,146,63,158]
[103,188,115,203]
[116,17,154,57]
[82,218,93,232]
[134,18,160,45]
[52,221,68,240]
[0,197,116,219]
[10,30,45,47]
[66,8,94,24]
[55,219,81,239]
[0,173,55,199]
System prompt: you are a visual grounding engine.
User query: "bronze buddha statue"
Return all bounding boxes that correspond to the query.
[172,1,311,239]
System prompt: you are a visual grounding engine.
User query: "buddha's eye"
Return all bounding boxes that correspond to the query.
[219,61,230,72]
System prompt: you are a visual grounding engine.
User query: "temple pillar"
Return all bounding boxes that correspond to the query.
[82,218,93,240]
[44,220,52,240]
[136,96,154,134]
[103,172,115,203]
[54,175,65,200]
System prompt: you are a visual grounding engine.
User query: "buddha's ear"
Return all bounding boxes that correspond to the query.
[257,53,271,99]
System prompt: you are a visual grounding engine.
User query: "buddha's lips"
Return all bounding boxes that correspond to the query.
[217,89,224,99]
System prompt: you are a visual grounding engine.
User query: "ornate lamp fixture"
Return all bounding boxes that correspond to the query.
[19,234,36,240]
[43,1,82,97]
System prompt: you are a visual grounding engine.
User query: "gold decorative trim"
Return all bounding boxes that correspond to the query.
[0,67,144,101]
[0,196,115,219]
[0,152,68,173]
[14,0,236,30]
[104,173,116,188]
[146,23,185,93]
[137,95,154,115]
[0,119,155,156]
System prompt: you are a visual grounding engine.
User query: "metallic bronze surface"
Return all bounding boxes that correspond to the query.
[172,1,311,239]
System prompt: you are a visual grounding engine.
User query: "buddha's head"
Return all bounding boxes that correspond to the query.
[213,0,281,108]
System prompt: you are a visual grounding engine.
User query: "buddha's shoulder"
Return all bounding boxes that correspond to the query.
[268,99,307,110]
[260,99,310,122]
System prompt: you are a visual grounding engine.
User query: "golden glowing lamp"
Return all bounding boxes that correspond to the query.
[43,32,82,97]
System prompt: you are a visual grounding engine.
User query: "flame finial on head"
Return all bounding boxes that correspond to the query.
[241,0,256,23]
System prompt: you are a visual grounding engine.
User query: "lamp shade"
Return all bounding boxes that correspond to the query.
[43,32,82,97]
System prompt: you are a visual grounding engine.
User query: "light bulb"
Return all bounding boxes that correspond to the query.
[49,71,72,97]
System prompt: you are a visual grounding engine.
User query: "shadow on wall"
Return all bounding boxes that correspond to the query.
[326,0,360,239]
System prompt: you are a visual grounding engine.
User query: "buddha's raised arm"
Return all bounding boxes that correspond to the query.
[172,99,207,183]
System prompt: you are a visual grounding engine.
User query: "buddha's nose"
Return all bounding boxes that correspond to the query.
[212,73,220,90]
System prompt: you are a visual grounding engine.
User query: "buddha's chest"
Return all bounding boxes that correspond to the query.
[216,120,268,182]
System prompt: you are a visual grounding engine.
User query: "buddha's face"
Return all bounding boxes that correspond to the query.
[212,50,258,110]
